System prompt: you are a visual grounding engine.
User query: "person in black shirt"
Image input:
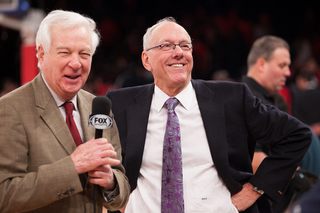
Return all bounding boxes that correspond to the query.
[243,35,318,212]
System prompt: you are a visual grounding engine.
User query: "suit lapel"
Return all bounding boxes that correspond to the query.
[32,74,76,155]
[125,85,154,171]
[192,80,239,191]
[77,90,94,142]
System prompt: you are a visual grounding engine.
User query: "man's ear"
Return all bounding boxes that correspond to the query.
[141,51,152,72]
[37,45,45,62]
[256,58,267,72]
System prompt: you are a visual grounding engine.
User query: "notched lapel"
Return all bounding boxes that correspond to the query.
[40,105,76,155]
[125,85,153,168]
[32,74,76,155]
[195,87,229,169]
[192,80,241,192]
[77,91,95,142]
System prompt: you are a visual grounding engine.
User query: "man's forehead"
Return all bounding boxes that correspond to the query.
[152,23,190,43]
[270,48,290,60]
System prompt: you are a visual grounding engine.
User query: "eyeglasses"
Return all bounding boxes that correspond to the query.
[146,42,192,52]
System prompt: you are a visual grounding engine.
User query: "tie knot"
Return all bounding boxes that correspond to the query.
[165,97,179,111]
[64,101,74,116]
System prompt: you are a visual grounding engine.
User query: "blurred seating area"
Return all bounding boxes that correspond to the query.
[1,0,320,96]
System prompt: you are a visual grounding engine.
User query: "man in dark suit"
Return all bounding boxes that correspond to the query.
[106,17,311,213]
[242,35,293,173]
[243,36,320,212]
[0,10,130,213]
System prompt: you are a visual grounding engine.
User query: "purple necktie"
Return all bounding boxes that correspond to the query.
[161,97,184,213]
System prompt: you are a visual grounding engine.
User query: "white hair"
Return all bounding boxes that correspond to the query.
[142,17,191,51]
[35,10,100,67]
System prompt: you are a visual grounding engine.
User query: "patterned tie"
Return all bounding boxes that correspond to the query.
[64,101,82,146]
[161,97,184,213]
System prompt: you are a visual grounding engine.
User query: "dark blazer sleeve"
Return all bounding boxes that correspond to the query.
[240,83,312,201]
[194,80,312,203]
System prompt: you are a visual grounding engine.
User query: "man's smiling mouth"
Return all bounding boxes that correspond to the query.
[170,64,184,67]
[65,75,80,79]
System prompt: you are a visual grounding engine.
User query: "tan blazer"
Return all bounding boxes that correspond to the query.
[0,74,130,213]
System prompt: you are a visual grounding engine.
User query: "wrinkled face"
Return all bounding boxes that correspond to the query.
[142,22,193,94]
[38,25,92,101]
[261,47,291,94]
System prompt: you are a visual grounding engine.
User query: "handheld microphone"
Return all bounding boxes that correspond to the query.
[88,96,113,139]
[88,96,113,213]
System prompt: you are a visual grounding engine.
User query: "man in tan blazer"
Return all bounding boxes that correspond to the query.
[0,10,130,213]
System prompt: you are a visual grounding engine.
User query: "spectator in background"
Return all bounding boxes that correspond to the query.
[289,58,320,137]
[0,77,19,97]
[107,17,311,213]
[243,35,291,115]
[289,179,320,213]
[211,69,234,82]
[243,35,319,212]
[243,35,291,172]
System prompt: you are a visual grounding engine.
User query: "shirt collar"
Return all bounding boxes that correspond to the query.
[242,76,273,99]
[154,81,194,112]
[41,73,79,111]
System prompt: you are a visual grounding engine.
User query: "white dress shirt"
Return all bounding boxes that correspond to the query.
[41,74,84,142]
[125,82,238,212]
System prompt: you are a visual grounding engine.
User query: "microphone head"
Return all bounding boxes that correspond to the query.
[92,96,111,116]
[89,96,113,130]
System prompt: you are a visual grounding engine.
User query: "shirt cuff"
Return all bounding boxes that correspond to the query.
[102,184,120,202]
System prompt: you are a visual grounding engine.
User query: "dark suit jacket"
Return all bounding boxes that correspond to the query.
[107,79,312,213]
[0,74,130,213]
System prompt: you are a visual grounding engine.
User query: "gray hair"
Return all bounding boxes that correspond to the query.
[36,10,100,66]
[142,17,191,51]
[247,35,290,68]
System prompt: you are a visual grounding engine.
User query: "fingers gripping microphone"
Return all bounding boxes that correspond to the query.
[88,96,113,213]
[88,96,113,139]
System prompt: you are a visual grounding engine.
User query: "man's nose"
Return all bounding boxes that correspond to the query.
[172,45,184,56]
[68,56,81,70]
[284,66,291,77]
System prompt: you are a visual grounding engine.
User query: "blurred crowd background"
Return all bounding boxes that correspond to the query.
[2,1,320,212]
[1,0,320,96]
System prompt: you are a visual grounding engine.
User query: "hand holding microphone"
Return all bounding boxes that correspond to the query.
[70,96,119,189]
